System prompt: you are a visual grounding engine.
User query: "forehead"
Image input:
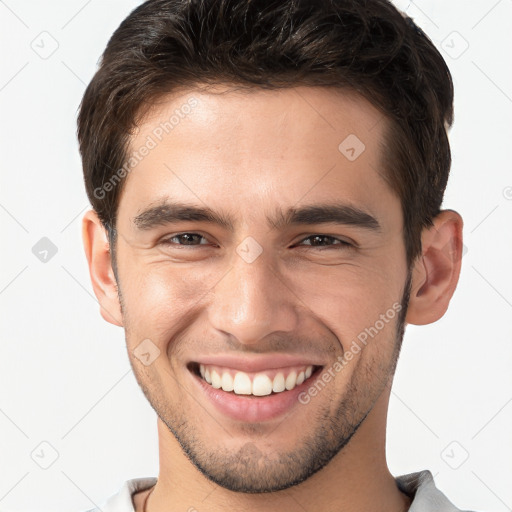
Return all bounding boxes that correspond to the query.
[118,84,398,231]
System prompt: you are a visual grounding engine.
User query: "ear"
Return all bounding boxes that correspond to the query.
[82,209,123,327]
[405,209,464,325]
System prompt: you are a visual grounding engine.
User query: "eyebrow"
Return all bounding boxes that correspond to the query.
[132,199,381,233]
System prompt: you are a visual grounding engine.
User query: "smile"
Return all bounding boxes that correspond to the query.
[187,357,325,422]
[195,363,319,396]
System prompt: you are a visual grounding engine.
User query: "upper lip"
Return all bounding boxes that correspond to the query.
[189,354,325,373]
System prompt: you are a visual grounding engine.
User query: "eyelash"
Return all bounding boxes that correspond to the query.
[160,233,354,250]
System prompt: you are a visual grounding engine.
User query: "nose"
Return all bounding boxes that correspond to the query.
[207,249,299,346]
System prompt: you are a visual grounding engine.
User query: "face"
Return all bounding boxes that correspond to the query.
[112,85,411,492]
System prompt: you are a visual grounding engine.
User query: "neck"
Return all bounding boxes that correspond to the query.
[138,386,411,512]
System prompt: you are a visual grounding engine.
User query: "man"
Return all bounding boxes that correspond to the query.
[78,0,471,510]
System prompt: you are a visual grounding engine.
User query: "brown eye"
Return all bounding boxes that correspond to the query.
[160,233,209,246]
[298,235,353,249]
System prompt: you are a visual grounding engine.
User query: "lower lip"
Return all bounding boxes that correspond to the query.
[189,367,322,423]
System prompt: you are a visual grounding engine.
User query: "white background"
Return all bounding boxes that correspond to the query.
[0,1,511,510]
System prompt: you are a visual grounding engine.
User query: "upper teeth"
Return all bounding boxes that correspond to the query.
[199,364,314,396]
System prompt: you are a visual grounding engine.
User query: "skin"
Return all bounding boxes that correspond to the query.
[82,85,463,512]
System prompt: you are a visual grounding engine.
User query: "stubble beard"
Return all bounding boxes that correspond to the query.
[120,268,412,493]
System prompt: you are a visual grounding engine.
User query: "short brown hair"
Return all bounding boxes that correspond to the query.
[77,0,454,268]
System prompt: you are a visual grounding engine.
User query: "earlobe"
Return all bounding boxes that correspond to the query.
[405,210,464,325]
[82,210,123,327]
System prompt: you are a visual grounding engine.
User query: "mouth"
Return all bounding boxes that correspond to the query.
[186,358,326,422]
[187,361,324,398]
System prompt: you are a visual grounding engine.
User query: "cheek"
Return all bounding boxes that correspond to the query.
[314,283,404,386]
[325,308,401,398]
[120,264,222,331]
[289,263,401,337]
[340,291,403,361]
